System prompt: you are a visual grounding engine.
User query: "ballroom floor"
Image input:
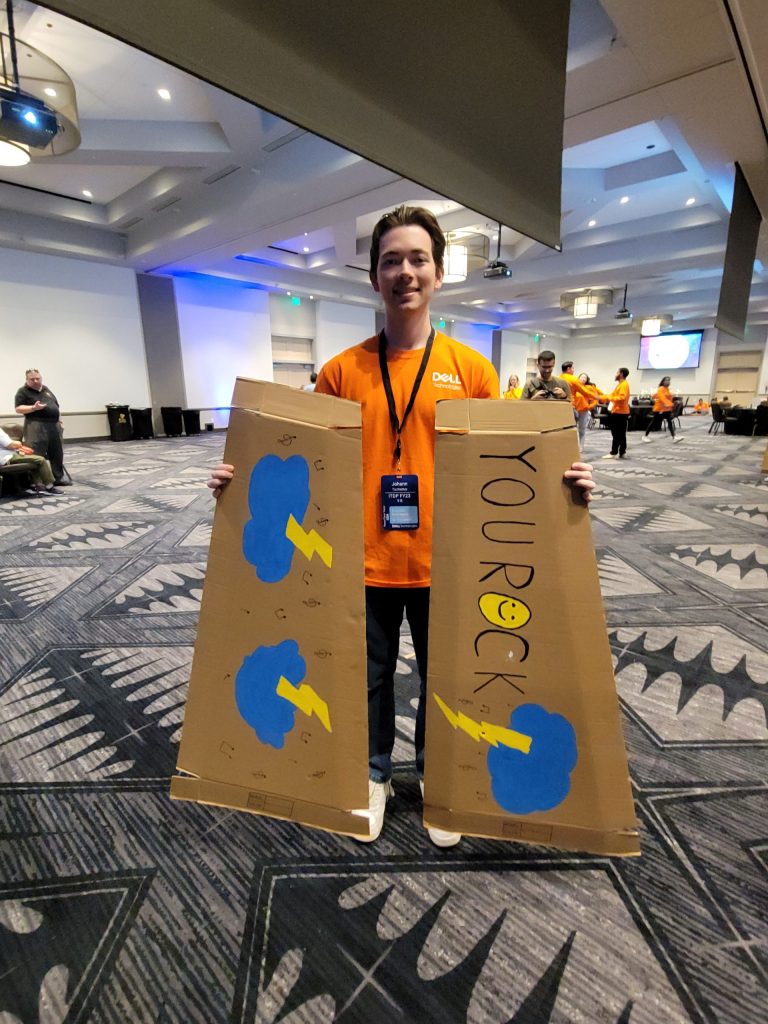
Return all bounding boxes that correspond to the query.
[0,413,766,1023]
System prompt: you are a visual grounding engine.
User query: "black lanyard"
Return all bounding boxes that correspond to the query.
[378,327,435,464]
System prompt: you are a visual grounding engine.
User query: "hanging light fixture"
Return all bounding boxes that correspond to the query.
[639,314,673,336]
[0,0,81,166]
[573,292,598,318]
[443,233,469,283]
[560,288,613,319]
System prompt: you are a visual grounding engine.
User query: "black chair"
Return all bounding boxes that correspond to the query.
[754,405,768,437]
[708,402,725,434]
[591,404,610,429]
[670,398,684,431]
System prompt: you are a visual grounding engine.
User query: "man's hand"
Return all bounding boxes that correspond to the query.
[13,443,34,454]
[530,390,547,400]
[207,463,234,498]
[32,400,47,410]
[551,387,567,399]
[563,462,595,504]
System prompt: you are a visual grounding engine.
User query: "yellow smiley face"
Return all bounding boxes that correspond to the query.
[478,592,531,630]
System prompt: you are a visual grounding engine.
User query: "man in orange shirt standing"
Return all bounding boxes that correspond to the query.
[208,206,595,845]
[599,367,631,459]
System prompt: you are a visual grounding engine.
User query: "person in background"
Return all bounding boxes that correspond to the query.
[503,373,522,400]
[574,372,600,450]
[302,371,318,392]
[521,351,571,400]
[207,205,595,846]
[643,376,682,444]
[560,362,602,450]
[692,398,710,414]
[14,369,69,486]
[599,367,631,459]
[0,426,62,495]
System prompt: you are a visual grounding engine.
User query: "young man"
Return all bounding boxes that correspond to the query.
[14,369,69,486]
[208,206,595,845]
[599,367,631,459]
[521,351,570,400]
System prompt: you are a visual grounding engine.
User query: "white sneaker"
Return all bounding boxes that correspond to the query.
[353,779,394,843]
[642,436,652,444]
[600,453,616,460]
[420,781,461,848]
[673,435,683,443]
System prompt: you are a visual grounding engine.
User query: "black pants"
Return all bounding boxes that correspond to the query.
[645,411,675,438]
[365,585,429,782]
[609,413,629,455]
[24,420,64,481]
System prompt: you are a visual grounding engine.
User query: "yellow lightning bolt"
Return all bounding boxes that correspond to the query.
[277,676,332,732]
[433,694,531,753]
[285,514,333,568]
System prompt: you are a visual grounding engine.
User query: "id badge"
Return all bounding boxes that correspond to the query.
[381,475,419,530]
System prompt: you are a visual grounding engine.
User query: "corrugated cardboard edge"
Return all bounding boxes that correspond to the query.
[423,803,640,856]
[170,775,370,836]
[232,376,361,429]
[436,398,576,433]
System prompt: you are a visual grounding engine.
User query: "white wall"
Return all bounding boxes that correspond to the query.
[315,300,376,370]
[559,329,719,397]
[449,322,495,365]
[0,248,150,422]
[269,293,317,339]
[499,329,535,390]
[174,277,273,423]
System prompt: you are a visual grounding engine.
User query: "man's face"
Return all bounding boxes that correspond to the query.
[370,225,442,314]
[26,372,43,391]
[615,369,622,381]
[538,359,555,382]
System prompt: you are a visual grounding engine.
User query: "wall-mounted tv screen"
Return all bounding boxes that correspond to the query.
[638,330,703,370]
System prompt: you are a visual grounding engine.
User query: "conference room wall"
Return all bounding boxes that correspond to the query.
[450,322,495,366]
[315,300,376,372]
[173,275,273,428]
[0,247,150,436]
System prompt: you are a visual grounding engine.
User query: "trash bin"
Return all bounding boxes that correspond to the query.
[106,404,132,442]
[161,406,184,437]
[182,409,201,436]
[130,408,154,440]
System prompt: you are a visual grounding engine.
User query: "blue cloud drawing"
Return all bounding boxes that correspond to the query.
[242,454,310,582]
[235,639,306,749]
[487,703,577,814]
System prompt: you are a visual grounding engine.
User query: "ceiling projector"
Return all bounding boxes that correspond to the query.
[0,88,59,149]
[614,307,632,320]
[483,260,512,279]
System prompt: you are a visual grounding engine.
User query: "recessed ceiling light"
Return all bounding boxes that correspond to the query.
[492,234,498,241]
[157,88,171,101]
[309,294,314,300]
[304,232,308,236]
[620,196,630,204]
[286,291,292,296]
[685,197,696,206]
[588,219,597,227]
[44,87,56,97]
[82,189,93,198]
[303,246,309,252]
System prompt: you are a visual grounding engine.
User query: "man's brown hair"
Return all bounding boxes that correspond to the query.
[369,205,446,275]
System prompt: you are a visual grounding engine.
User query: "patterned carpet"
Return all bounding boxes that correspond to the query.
[0,416,766,1023]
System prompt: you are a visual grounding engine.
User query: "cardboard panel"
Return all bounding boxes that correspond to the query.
[424,400,640,856]
[172,380,369,836]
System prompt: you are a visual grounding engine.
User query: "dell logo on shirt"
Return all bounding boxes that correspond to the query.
[432,371,462,386]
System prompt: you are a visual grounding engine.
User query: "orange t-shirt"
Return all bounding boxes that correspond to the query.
[561,372,597,412]
[653,386,674,413]
[603,379,630,415]
[315,333,499,587]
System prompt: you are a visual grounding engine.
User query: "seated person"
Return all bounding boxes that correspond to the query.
[0,426,62,494]
[692,398,710,414]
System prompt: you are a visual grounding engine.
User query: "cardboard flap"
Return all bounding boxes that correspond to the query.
[436,398,575,433]
[232,377,361,429]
